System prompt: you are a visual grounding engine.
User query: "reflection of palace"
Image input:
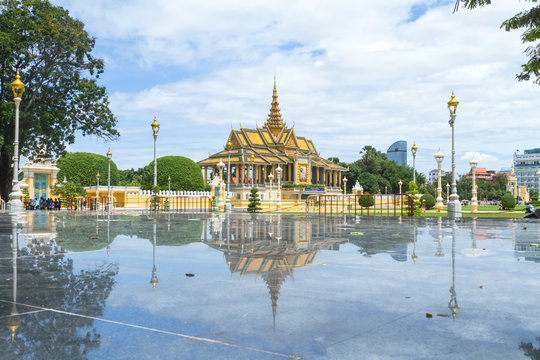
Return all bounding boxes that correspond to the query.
[203,214,344,327]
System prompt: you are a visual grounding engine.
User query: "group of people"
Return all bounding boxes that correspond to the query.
[27,197,61,210]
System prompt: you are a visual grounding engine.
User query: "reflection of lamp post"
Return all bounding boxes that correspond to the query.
[7,70,25,213]
[449,220,459,319]
[398,179,403,194]
[470,158,478,213]
[276,165,282,211]
[151,116,160,189]
[96,172,100,211]
[106,214,110,256]
[435,217,444,257]
[225,140,232,212]
[434,149,445,212]
[411,142,418,184]
[537,169,540,201]
[412,226,418,263]
[8,215,20,342]
[249,154,255,186]
[150,220,158,289]
[447,91,461,218]
[106,148,112,213]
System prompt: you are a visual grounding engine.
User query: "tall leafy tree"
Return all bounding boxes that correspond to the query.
[454,0,540,84]
[0,0,118,201]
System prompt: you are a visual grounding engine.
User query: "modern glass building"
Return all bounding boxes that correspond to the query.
[386,141,407,166]
[514,148,540,191]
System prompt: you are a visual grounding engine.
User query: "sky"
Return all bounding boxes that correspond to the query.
[53,0,540,176]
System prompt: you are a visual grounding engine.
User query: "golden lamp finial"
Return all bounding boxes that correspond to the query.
[412,254,418,264]
[11,68,25,98]
[106,148,112,159]
[448,90,459,115]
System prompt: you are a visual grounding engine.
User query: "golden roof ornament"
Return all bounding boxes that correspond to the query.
[264,75,286,138]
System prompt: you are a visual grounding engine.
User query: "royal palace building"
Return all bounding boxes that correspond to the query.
[197,80,347,209]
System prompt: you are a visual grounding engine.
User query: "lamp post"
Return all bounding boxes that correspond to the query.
[269,172,274,205]
[249,154,255,186]
[217,159,225,210]
[168,176,171,193]
[151,116,160,189]
[434,149,445,212]
[411,142,418,184]
[96,172,100,211]
[470,158,478,213]
[447,91,461,218]
[225,140,232,212]
[343,176,348,214]
[446,183,450,204]
[106,149,112,213]
[276,165,282,211]
[398,179,403,194]
[537,169,540,201]
[7,70,25,213]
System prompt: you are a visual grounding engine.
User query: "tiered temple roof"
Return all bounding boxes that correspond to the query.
[197,80,346,173]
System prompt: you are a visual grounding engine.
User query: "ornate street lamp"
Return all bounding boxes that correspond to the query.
[96,172,100,210]
[343,176,348,214]
[249,154,255,185]
[446,183,450,204]
[151,116,160,189]
[225,140,232,212]
[106,148,112,212]
[168,175,171,193]
[217,159,225,209]
[398,179,403,194]
[447,91,461,218]
[434,149,445,212]
[276,165,282,211]
[7,70,25,213]
[411,142,418,184]
[469,158,478,213]
[269,172,274,204]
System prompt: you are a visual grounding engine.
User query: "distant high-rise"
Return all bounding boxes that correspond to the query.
[387,141,407,166]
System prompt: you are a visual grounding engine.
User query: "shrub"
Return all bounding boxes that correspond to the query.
[406,181,422,216]
[144,156,204,191]
[57,152,119,186]
[358,194,375,207]
[247,187,262,213]
[501,193,516,210]
[421,193,435,210]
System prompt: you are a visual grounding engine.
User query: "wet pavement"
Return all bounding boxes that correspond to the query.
[0,211,539,359]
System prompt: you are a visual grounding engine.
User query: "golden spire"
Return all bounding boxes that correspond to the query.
[264,75,286,137]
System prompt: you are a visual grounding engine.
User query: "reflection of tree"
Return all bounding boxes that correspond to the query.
[1,242,118,358]
[519,337,540,360]
[54,213,208,252]
[347,219,414,258]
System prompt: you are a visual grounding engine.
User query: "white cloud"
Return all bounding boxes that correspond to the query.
[56,0,540,174]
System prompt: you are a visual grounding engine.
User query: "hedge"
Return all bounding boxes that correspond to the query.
[358,194,375,207]
[501,193,516,210]
[144,156,204,191]
[57,152,119,186]
[421,193,435,210]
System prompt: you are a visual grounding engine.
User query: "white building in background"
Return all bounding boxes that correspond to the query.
[513,149,540,191]
[428,169,450,184]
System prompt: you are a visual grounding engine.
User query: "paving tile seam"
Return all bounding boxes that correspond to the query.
[0,309,48,319]
[325,301,445,349]
[0,299,297,359]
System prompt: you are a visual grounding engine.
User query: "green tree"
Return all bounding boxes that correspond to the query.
[50,180,87,208]
[455,0,540,84]
[406,181,422,216]
[57,152,119,186]
[247,187,262,213]
[143,156,204,191]
[0,0,118,202]
[344,145,425,194]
